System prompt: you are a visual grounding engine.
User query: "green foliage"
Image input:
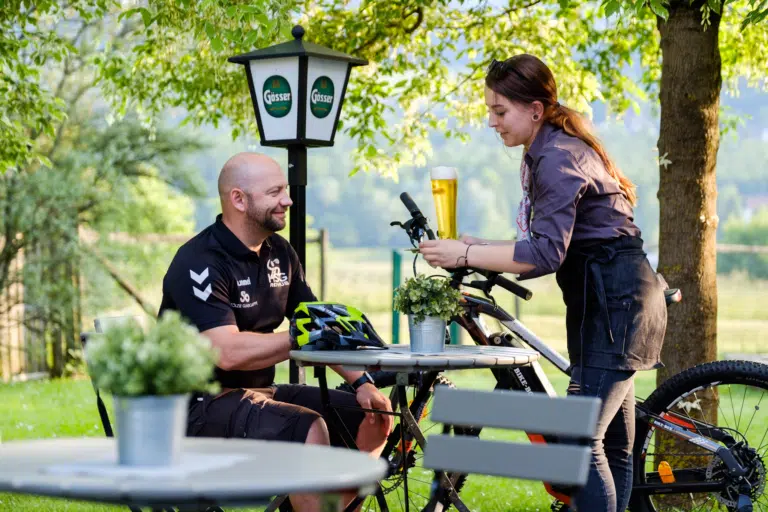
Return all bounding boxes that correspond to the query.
[0,0,113,173]
[4,0,767,181]
[393,274,463,323]
[85,311,219,396]
[718,208,768,279]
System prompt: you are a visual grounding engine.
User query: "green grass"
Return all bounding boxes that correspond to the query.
[0,364,664,512]
[5,248,767,510]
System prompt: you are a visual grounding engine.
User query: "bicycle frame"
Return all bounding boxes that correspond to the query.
[453,290,751,499]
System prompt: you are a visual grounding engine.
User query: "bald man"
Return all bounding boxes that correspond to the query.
[159,153,392,512]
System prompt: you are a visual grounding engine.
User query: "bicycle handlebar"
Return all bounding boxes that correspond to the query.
[399,192,435,240]
[394,194,533,301]
[492,273,534,301]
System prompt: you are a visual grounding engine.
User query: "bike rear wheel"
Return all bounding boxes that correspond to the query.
[631,360,768,512]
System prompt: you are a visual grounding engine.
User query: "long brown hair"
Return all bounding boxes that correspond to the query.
[486,54,637,206]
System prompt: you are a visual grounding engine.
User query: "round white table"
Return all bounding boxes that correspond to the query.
[291,344,540,372]
[290,344,540,512]
[0,437,387,510]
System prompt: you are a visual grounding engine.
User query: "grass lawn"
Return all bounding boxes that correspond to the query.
[3,247,766,510]
[0,363,665,512]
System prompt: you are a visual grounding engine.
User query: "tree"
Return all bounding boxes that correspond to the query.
[0,0,295,175]
[0,2,209,377]
[596,0,767,387]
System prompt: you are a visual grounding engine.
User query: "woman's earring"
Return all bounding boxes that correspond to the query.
[532,114,540,121]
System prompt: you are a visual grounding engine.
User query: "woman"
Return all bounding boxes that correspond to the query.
[419,54,668,512]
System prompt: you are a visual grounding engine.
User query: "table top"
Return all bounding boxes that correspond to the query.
[0,437,387,508]
[291,344,540,371]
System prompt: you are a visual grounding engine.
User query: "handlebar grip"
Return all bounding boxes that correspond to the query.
[494,274,533,301]
[400,192,421,216]
[398,192,436,240]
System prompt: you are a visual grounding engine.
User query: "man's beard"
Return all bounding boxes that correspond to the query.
[245,204,286,234]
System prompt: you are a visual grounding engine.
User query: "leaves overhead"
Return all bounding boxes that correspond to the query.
[2,0,767,179]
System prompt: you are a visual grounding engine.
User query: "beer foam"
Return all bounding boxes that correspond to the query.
[430,166,458,180]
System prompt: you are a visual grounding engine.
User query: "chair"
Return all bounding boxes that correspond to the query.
[423,387,601,509]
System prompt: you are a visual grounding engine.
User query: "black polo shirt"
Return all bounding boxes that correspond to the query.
[158,215,316,388]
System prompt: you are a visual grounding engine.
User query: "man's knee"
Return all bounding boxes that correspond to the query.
[305,417,330,445]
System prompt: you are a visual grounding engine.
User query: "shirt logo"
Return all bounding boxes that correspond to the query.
[267,258,288,288]
[237,277,251,287]
[190,267,211,301]
[231,290,257,309]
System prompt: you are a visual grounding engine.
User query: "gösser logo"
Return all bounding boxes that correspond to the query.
[310,76,334,119]
[262,76,292,118]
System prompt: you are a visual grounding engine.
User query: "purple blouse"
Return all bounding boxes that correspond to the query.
[513,123,641,280]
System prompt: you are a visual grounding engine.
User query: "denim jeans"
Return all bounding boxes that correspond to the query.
[567,366,636,512]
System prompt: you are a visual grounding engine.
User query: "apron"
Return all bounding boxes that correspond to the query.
[555,236,668,372]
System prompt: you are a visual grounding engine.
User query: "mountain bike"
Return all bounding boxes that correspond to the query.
[338,193,767,512]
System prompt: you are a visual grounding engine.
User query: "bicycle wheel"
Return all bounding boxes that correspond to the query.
[631,360,768,512]
[338,373,478,512]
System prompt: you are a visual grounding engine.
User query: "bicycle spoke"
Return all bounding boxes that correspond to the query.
[728,384,737,434]
[404,476,432,486]
[737,385,748,433]
[743,389,766,437]
[716,392,733,431]
[409,489,431,503]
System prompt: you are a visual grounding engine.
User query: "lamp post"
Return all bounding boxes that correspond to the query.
[229,25,367,384]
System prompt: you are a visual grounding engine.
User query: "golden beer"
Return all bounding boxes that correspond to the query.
[430,167,458,239]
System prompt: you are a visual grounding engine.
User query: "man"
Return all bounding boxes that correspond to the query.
[159,152,392,512]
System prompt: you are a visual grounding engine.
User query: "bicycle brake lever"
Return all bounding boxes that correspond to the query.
[467,279,498,306]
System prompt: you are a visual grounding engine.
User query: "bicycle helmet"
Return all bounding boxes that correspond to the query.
[290,302,386,351]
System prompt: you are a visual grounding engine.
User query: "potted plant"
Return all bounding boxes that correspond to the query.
[85,311,219,466]
[393,274,463,353]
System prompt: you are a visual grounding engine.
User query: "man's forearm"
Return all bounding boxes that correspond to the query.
[204,327,292,371]
[331,366,365,385]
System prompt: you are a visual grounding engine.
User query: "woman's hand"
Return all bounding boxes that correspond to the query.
[419,239,469,269]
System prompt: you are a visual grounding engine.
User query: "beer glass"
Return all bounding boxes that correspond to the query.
[430,166,458,239]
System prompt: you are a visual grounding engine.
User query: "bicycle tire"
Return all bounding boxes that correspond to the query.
[338,373,476,512]
[630,360,768,512]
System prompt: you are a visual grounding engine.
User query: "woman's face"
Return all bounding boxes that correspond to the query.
[485,86,536,148]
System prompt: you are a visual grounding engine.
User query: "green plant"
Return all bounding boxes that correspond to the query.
[393,274,463,324]
[85,311,219,397]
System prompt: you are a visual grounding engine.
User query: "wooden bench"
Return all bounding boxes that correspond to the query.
[424,387,601,509]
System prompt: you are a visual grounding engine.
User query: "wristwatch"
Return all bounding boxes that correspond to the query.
[351,371,375,391]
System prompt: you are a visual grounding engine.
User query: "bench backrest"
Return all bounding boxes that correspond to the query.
[424,387,600,486]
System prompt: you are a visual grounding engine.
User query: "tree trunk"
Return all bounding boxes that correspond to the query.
[654,8,722,506]
[656,1,721,388]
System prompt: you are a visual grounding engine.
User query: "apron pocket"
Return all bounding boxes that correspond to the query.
[607,299,632,350]
[587,299,632,356]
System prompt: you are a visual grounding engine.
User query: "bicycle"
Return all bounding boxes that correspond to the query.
[337,192,767,512]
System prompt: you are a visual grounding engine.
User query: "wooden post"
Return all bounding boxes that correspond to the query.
[320,229,328,301]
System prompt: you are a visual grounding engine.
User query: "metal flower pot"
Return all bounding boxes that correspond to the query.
[408,315,447,354]
[113,394,189,466]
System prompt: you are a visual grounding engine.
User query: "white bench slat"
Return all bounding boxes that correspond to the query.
[430,387,600,438]
[424,435,591,486]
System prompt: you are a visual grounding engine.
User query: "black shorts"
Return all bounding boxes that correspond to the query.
[186,384,365,448]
